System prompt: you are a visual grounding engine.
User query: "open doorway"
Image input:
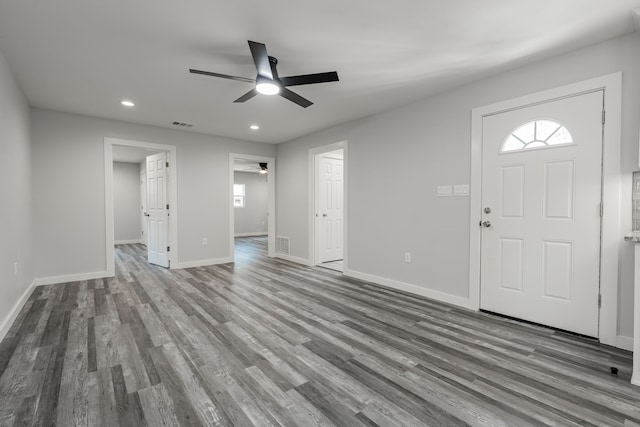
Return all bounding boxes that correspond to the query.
[309,141,347,272]
[105,137,178,276]
[229,154,276,261]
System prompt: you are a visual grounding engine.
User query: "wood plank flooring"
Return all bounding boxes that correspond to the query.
[1,236,639,426]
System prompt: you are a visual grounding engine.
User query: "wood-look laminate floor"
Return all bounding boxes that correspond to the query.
[1,237,639,426]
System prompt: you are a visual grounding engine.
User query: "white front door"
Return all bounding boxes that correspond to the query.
[480,90,603,337]
[146,152,170,268]
[318,151,344,263]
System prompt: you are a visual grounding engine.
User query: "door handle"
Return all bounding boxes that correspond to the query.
[482,221,491,228]
[322,213,328,217]
[144,213,150,217]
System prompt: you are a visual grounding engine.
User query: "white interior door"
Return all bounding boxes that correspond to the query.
[140,170,147,246]
[146,152,170,268]
[318,151,344,263]
[480,91,603,337]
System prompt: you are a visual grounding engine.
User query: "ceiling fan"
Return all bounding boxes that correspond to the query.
[189,40,339,108]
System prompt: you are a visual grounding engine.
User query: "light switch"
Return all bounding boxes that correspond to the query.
[437,186,452,197]
[454,184,469,196]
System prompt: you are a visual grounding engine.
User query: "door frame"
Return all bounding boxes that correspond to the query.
[469,73,621,347]
[308,140,348,267]
[229,153,276,260]
[105,137,179,275]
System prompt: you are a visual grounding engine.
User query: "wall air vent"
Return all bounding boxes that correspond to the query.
[171,121,195,128]
[276,236,290,255]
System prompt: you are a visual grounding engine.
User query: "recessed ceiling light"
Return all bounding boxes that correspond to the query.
[250,124,260,130]
[121,100,135,107]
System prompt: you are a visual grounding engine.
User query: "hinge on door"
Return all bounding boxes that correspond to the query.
[166,161,169,167]
[600,203,604,217]
[167,246,170,252]
[602,110,606,124]
[166,204,169,210]
[598,294,602,308]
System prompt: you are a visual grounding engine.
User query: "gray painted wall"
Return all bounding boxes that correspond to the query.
[0,48,33,334]
[275,32,640,340]
[234,171,268,236]
[113,162,141,243]
[31,109,276,278]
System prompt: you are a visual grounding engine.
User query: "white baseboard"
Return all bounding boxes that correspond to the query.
[234,232,267,237]
[343,268,474,310]
[274,253,309,266]
[174,257,233,269]
[616,335,633,351]
[34,270,112,286]
[0,279,37,342]
[115,239,142,245]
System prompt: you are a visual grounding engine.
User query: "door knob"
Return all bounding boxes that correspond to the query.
[482,221,491,228]
[322,213,328,217]
[484,207,492,214]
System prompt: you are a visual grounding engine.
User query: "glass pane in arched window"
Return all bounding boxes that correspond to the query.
[500,120,573,154]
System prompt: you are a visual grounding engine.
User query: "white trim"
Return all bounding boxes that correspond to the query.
[344,269,474,310]
[115,239,142,245]
[0,280,37,342]
[234,232,268,237]
[274,253,310,266]
[616,335,633,352]
[173,257,233,269]
[34,271,110,286]
[469,73,622,347]
[105,137,179,274]
[230,154,276,261]
[308,141,349,269]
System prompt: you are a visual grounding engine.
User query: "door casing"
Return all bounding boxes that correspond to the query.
[469,73,622,347]
[105,137,179,276]
[228,153,276,260]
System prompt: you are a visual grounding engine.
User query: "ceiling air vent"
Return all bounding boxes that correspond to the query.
[171,121,194,128]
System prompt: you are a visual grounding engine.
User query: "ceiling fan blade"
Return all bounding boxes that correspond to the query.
[189,69,255,84]
[248,41,273,80]
[280,87,313,108]
[279,71,339,87]
[234,88,258,103]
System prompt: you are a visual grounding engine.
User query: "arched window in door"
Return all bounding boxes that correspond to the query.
[500,120,573,153]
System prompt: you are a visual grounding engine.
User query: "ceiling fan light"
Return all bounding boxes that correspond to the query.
[256,81,280,95]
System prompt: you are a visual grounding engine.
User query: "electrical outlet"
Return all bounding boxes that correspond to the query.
[404,252,411,263]
[202,238,208,246]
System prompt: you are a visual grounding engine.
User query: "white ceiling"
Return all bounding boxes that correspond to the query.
[1,1,639,144]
